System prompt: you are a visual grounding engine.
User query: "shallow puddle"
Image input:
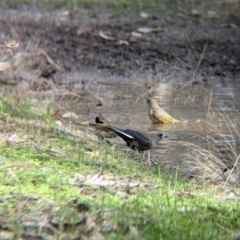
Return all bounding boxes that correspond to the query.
[56,71,240,184]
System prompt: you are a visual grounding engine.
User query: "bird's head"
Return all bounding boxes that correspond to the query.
[158,133,167,139]
[147,98,158,108]
[95,116,104,124]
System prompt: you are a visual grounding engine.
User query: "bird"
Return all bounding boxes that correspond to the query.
[95,116,105,124]
[147,98,181,124]
[89,123,167,166]
[94,116,118,139]
[72,116,118,139]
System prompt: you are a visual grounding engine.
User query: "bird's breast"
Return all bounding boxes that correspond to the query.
[148,109,161,123]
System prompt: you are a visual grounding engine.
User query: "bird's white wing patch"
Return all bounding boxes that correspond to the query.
[110,126,134,140]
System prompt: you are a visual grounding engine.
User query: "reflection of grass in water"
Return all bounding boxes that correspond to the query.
[202,88,240,186]
[0,95,240,239]
[165,81,240,186]
[142,55,239,186]
[204,106,240,186]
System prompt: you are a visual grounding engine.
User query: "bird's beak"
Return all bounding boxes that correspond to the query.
[161,134,168,139]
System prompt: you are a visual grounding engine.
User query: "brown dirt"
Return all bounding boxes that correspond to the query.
[0,4,239,87]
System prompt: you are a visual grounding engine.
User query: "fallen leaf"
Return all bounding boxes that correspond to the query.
[191,9,201,17]
[140,11,150,19]
[137,26,162,34]
[62,112,78,118]
[99,30,115,41]
[5,41,19,49]
[7,133,26,146]
[207,10,219,19]
[0,61,11,71]
[0,53,21,71]
[118,40,129,46]
[131,31,142,39]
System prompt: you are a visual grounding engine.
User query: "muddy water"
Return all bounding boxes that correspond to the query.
[62,72,240,184]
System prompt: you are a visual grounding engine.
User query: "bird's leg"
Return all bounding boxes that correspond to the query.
[148,150,151,168]
[147,151,157,167]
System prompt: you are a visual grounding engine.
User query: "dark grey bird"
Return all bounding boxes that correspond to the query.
[89,123,167,166]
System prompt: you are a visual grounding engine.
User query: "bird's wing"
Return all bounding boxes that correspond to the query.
[125,130,152,147]
[107,126,134,140]
[90,124,152,148]
[153,109,176,124]
[107,127,151,147]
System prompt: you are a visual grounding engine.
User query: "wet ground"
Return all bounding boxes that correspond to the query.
[0,2,240,183]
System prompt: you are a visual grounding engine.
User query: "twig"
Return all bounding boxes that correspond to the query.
[204,90,212,133]
[189,43,208,84]
[39,49,61,71]
[85,88,104,106]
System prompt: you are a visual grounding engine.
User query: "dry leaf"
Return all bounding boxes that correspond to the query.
[62,112,78,118]
[5,41,19,49]
[0,61,11,71]
[191,9,201,17]
[118,40,129,46]
[0,52,21,71]
[131,31,142,38]
[207,10,219,19]
[99,30,115,41]
[7,133,26,146]
[137,26,162,34]
[140,11,150,19]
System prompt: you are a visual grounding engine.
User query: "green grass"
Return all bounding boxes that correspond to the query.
[0,95,239,239]
[1,145,239,239]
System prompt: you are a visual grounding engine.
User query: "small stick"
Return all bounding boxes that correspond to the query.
[204,89,212,132]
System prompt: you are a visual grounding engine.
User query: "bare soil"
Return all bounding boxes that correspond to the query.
[0,3,240,87]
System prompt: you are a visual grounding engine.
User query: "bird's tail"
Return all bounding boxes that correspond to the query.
[162,115,181,124]
[89,123,132,139]
[171,118,181,124]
